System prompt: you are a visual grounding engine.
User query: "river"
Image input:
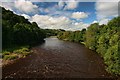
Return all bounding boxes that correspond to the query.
[2,37,115,78]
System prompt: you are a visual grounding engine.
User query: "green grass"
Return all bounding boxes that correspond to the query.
[2,45,31,60]
[81,42,86,45]
[2,51,10,55]
[3,54,18,60]
[13,47,30,56]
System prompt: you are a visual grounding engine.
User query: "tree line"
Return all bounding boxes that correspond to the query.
[57,17,120,75]
[2,7,46,49]
[1,6,64,60]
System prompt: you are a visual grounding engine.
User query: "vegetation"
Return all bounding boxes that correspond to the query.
[1,6,120,75]
[2,46,31,60]
[1,7,46,60]
[58,29,86,42]
[57,17,120,75]
[44,29,65,37]
[1,6,63,61]
[2,7,46,48]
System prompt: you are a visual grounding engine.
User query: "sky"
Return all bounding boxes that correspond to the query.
[0,0,119,31]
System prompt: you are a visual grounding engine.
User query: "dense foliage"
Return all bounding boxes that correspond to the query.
[43,29,63,37]
[2,7,46,48]
[1,7,46,61]
[57,17,120,75]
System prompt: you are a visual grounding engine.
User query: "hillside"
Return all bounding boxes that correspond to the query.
[2,7,46,48]
[1,7,46,62]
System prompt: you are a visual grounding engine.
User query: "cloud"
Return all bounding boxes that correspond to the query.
[73,22,89,30]
[95,1,118,19]
[65,1,78,10]
[71,12,88,19]
[58,1,65,9]
[21,14,31,19]
[92,18,109,25]
[1,0,39,15]
[31,14,89,31]
[92,20,98,24]
[0,2,14,11]
[58,0,79,10]
[99,18,109,25]
[31,14,71,30]
[14,0,39,14]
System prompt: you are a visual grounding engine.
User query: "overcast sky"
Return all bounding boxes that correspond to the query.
[0,0,119,31]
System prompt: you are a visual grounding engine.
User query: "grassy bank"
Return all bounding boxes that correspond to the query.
[2,46,32,65]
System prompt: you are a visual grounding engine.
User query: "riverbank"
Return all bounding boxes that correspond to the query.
[2,46,31,66]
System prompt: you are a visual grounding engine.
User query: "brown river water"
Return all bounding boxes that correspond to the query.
[2,37,116,79]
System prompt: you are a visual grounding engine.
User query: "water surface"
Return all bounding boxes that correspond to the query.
[3,37,114,78]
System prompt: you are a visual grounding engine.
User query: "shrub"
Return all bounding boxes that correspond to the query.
[104,44,120,75]
[13,47,29,54]
[13,47,30,57]
[2,51,10,58]
[3,54,18,60]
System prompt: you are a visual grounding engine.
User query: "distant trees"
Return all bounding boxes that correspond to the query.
[44,29,59,37]
[57,29,86,42]
[2,7,46,48]
[57,17,120,75]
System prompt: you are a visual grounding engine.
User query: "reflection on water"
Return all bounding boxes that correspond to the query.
[43,38,64,47]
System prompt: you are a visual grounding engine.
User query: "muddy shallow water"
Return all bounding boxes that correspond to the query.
[2,37,116,79]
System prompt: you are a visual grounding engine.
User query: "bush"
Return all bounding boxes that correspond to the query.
[2,46,31,60]
[2,51,10,58]
[96,45,107,56]
[22,52,30,56]
[13,47,30,56]
[3,54,18,60]
[104,44,120,75]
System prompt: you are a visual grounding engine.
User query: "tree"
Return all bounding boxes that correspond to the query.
[2,6,46,48]
[85,23,99,50]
